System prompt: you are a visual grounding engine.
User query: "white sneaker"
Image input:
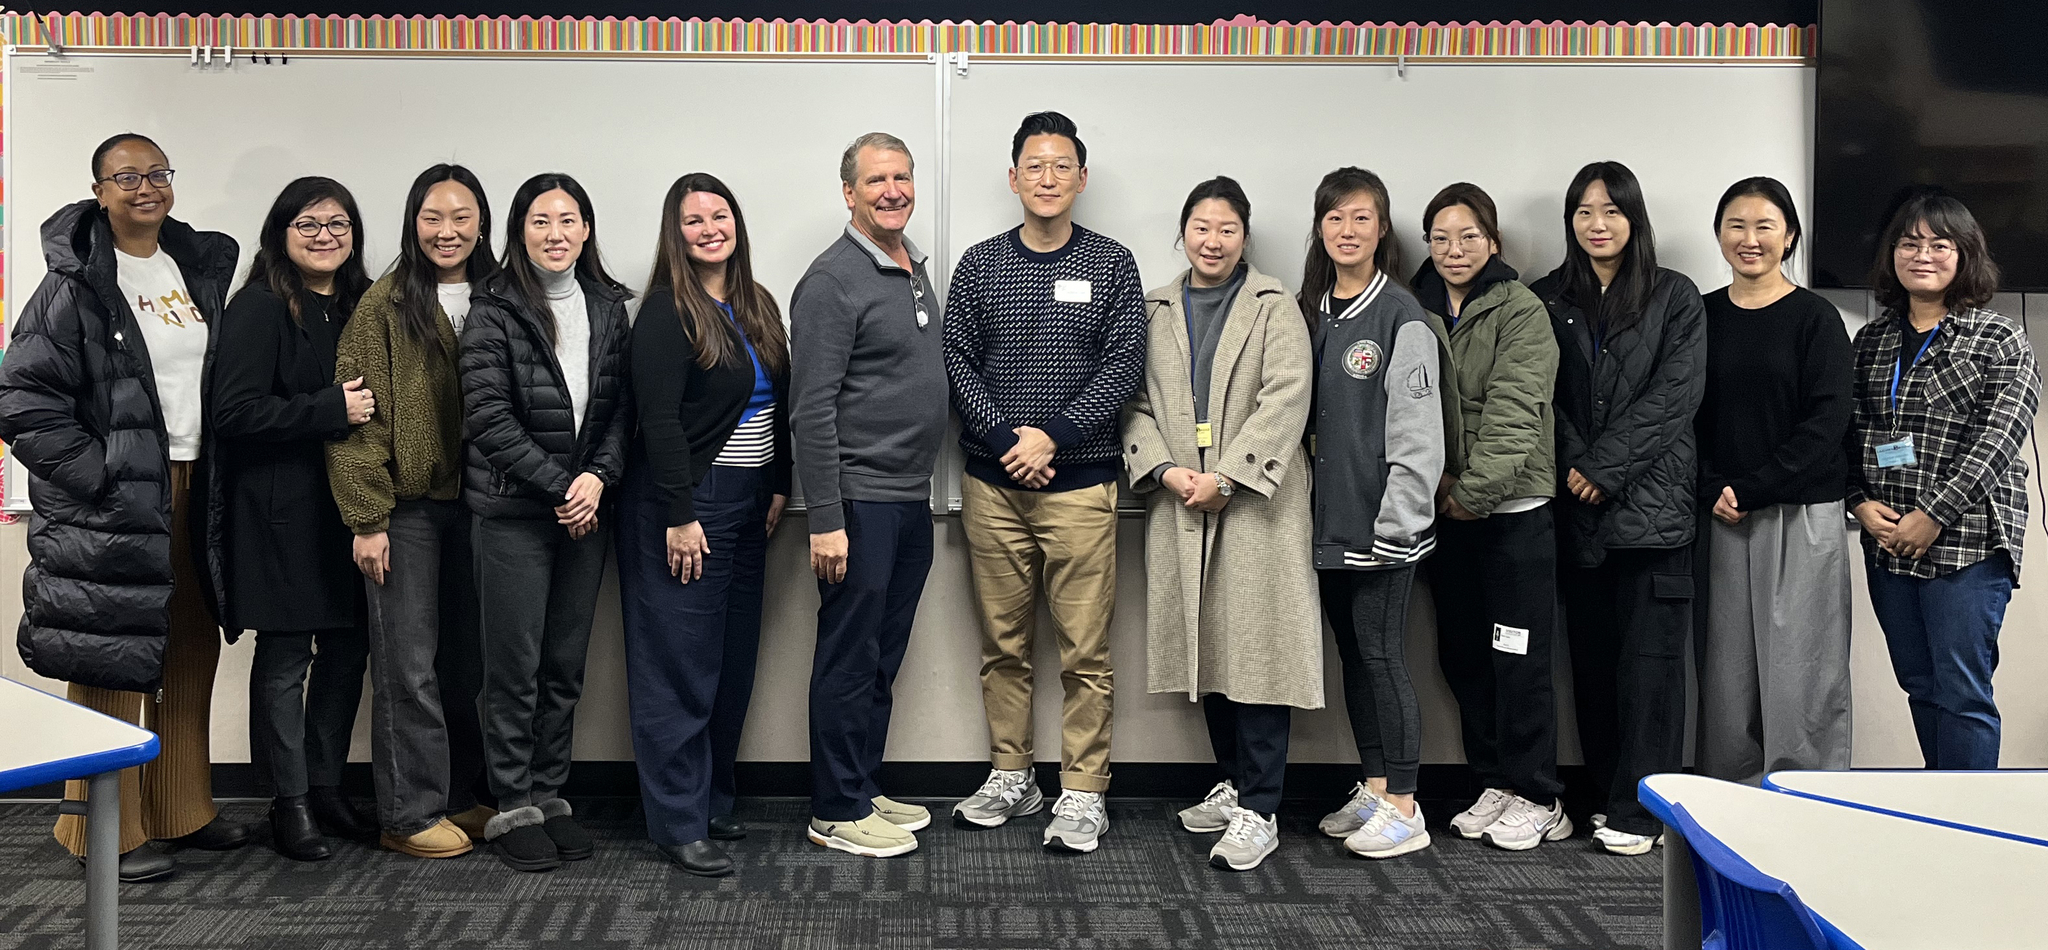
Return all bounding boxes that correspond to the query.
[952,769,1043,828]
[1342,798,1432,859]
[1480,796,1574,851]
[1208,807,1278,871]
[1318,782,1381,838]
[1450,787,1514,840]
[1178,781,1238,833]
[1591,812,1607,831]
[1592,825,1662,856]
[1043,790,1108,853]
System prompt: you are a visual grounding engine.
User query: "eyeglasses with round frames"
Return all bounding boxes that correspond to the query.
[1894,237,1956,261]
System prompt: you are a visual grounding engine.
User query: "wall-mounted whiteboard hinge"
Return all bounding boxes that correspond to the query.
[951,51,970,76]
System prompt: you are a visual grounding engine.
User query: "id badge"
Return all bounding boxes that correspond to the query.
[1195,422,1214,448]
[1875,434,1917,469]
[1492,623,1530,656]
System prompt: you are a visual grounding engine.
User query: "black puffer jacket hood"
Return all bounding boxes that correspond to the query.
[0,199,238,691]
[1532,266,1706,566]
[458,270,631,520]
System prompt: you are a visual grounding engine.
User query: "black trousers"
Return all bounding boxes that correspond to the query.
[475,514,611,811]
[1563,545,1692,837]
[1318,566,1422,796]
[1428,508,1563,806]
[249,626,368,799]
[809,500,933,822]
[1202,696,1291,815]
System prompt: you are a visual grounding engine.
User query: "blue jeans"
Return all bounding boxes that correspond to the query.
[616,463,769,846]
[1866,553,2012,769]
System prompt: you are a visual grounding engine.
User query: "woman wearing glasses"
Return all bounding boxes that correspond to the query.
[463,173,632,872]
[1411,183,1569,850]
[1694,178,1854,783]
[329,164,498,860]
[210,177,376,861]
[0,134,244,882]
[1847,191,2039,770]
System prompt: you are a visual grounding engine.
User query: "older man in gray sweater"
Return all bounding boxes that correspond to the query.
[789,132,948,859]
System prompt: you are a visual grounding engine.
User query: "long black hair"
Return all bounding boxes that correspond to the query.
[646,172,787,376]
[247,176,372,325]
[391,164,496,354]
[498,172,628,344]
[1558,161,1658,333]
[1298,166,1401,329]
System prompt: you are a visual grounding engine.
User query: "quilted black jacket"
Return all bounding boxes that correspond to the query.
[0,200,238,691]
[458,271,631,520]
[1533,267,1707,567]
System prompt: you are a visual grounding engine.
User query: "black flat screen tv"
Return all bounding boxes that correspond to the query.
[1815,0,2048,291]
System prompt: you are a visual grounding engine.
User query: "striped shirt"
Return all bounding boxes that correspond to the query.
[714,403,776,468]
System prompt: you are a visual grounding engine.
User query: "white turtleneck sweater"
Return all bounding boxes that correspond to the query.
[535,262,590,436]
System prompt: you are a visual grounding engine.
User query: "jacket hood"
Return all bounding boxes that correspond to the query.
[476,265,629,310]
[1146,262,1288,306]
[1410,254,1519,321]
[40,198,239,287]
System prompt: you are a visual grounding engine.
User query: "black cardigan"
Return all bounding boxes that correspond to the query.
[631,288,792,526]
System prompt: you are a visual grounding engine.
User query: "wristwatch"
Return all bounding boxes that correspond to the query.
[1214,473,1234,497]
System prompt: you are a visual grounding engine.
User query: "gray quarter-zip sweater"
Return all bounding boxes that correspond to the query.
[789,223,948,533]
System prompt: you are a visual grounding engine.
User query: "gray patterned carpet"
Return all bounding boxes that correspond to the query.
[0,799,1662,949]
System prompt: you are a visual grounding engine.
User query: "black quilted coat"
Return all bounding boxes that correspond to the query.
[1532,267,1707,567]
[0,200,237,691]
[458,272,631,520]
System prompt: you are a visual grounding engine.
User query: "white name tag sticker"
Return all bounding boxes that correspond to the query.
[1492,623,1530,656]
[1053,279,1093,303]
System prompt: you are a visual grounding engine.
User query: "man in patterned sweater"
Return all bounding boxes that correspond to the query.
[944,111,1146,853]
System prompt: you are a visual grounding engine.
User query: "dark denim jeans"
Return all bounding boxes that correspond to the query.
[1866,553,2012,770]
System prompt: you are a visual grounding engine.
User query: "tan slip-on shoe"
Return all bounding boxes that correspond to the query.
[381,818,474,859]
[871,795,932,831]
[448,805,498,842]
[808,813,919,858]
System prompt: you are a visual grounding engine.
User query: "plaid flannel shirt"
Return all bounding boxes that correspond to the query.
[1846,306,2040,581]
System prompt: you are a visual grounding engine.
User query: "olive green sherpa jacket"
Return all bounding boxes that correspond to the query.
[326,273,465,534]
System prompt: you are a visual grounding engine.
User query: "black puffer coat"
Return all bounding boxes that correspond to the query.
[1532,267,1706,567]
[459,273,631,520]
[0,200,237,691]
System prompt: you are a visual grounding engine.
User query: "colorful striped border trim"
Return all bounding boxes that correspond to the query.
[0,15,1814,59]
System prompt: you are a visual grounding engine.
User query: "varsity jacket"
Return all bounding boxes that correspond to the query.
[1309,271,1454,570]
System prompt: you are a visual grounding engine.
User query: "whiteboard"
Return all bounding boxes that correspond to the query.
[3,51,940,511]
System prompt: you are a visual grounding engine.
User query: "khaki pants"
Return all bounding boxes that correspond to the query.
[960,476,1116,792]
[55,460,222,855]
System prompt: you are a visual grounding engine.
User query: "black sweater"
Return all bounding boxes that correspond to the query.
[1696,286,1853,510]
[630,289,792,526]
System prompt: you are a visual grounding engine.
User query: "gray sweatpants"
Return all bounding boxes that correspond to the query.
[1697,500,1853,784]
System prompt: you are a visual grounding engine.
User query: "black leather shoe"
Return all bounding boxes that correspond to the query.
[657,839,733,877]
[307,786,378,840]
[75,846,175,883]
[708,815,747,841]
[269,797,332,862]
[164,816,251,852]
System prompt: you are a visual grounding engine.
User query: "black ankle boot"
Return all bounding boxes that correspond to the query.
[307,786,377,840]
[270,797,331,862]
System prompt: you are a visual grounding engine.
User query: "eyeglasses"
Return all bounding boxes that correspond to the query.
[96,169,175,191]
[1018,161,1080,182]
[1894,237,1956,261]
[294,219,354,238]
[1429,233,1491,252]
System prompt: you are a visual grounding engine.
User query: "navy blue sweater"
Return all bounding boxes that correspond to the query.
[942,225,1147,492]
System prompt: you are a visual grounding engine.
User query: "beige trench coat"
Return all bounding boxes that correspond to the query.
[1121,266,1323,709]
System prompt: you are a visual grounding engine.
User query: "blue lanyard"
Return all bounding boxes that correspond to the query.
[1889,326,1938,412]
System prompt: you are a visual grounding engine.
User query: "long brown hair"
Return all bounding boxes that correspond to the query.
[1297,166,1401,329]
[646,173,787,376]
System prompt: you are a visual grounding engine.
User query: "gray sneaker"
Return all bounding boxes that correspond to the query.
[1042,790,1108,853]
[1451,787,1515,839]
[953,769,1043,829]
[1178,781,1238,833]
[1208,807,1278,871]
[1342,798,1432,859]
[1481,795,1574,851]
[1318,782,1381,838]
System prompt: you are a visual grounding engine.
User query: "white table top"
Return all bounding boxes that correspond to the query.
[1643,773,2048,950]
[1765,770,2048,847]
[0,677,158,792]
